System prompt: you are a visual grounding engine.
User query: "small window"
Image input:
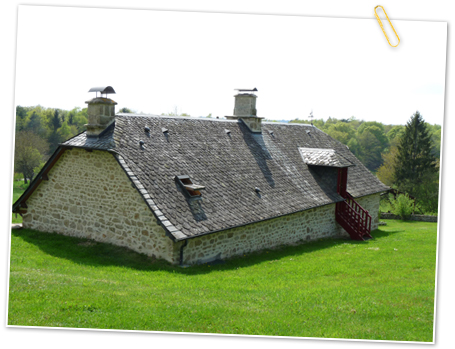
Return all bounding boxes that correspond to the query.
[175,175,205,198]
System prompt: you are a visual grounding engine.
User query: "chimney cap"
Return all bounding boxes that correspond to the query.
[88,86,116,96]
[235,88,258,93]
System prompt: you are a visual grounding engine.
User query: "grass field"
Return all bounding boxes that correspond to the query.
[8,220,437,342]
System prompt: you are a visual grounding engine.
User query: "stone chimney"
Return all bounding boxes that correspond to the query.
[225,88,263,133]
[85,86,117,137]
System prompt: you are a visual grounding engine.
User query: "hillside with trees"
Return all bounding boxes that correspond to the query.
[13,106,442,214]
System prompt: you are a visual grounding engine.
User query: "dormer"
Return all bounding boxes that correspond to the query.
[175,175,205,200]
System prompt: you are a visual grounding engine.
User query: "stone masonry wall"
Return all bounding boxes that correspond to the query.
[234,94,257,116]
[380,213,438,222]
[182,193,381,265]
[354,193,381,231]
[22,148,176,263]
[182,203,347,265]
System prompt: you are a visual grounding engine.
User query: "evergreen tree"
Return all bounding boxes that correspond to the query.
[395,111,437,196]
[48,109,62,152]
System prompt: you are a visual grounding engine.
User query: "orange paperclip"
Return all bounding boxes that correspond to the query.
[374,5,400,47]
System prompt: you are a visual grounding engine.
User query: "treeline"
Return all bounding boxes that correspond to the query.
[14,105,89,183]
[16,105,89,150]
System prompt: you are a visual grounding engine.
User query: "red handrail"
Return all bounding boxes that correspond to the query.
[336,194,372,239]
[346,193,371,233]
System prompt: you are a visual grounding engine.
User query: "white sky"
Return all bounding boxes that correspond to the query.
[15,6,447,125]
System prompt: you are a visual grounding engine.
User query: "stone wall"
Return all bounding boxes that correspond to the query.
[182,192,381,265]
[234,94,257,116]
[354,193,381,231]
[22,148,176,263]
[181,203,347,265]
[380,213,438,222]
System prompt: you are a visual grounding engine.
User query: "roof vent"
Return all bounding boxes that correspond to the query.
[144,126,150,133]
[175,175,205,200]
[269,130,275,137]
[225,129,231,135]
[162,128,169,134]
[255,187,261,193]
[139,140,145,149]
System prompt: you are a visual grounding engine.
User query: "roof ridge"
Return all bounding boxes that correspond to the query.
[115,113,240,123]
[115,114,321,128]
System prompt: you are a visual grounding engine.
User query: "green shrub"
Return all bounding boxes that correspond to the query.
[380,195,392,213]
[13,172,23,181]
[390,193,415,219]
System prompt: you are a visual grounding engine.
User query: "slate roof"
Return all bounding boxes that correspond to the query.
[299,148,354,168]
[62,115,389,241]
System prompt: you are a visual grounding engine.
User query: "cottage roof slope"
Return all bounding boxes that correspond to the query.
[62,115,388,240]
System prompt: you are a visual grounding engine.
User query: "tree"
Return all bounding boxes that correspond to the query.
[15,105,31,132]
[58,121,73,142]
[357,122,389,149]
[350,123,389,172]
[119,107,133,113]
[73,108,88,132]
[326,121,355,145]
[394,111,438,209]
[356,128,384,171]
[386,125,405,147]
[428,125,442,159]
[289,118,325,129]
[14,131,48,183]
[376,146,399,186]
[48,109,62,152]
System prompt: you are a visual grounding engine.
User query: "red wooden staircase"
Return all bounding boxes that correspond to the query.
[336,194,372,240]
[335,168,373,241]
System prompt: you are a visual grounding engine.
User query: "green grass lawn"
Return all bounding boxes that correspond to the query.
[8,220,437,342]
[11,180,29,224]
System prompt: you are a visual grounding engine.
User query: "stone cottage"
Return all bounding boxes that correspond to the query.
[13,87,388,265]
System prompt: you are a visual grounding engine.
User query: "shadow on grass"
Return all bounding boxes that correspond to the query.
[373,227,405,239]
[11,226,404,276]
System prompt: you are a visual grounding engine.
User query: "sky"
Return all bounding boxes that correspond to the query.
[15,6,447,126]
